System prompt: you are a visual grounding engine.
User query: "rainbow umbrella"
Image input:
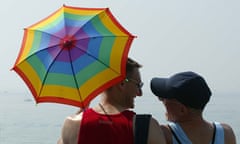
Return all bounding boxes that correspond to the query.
[12,5,135,108]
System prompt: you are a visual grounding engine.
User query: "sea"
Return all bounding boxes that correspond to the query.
[0,91,239,144]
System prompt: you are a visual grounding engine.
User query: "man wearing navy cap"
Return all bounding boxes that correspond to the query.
[151,71,236,144]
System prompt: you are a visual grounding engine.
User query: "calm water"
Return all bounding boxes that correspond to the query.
[0,91,239,143]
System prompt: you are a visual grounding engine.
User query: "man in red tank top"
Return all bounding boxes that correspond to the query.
[57,58,166,144]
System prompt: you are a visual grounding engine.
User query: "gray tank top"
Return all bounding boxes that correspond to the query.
[168,122,224,144]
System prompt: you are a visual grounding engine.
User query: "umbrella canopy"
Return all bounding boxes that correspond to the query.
[12,5,135,108]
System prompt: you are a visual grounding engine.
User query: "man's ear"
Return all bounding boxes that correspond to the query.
[118,81,126,90]
[180,104,188,115]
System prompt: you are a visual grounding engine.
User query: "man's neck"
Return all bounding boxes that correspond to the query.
[177,116,211,130]
[93,101,127,115]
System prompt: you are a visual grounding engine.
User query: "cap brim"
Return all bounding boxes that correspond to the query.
[150,77,170,98]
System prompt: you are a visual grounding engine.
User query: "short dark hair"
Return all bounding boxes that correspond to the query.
[126,58,142,77]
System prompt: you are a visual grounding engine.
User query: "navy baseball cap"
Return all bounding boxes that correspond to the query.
[150,71,212,110]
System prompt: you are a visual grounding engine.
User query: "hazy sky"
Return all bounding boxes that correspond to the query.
[1,0,240,95]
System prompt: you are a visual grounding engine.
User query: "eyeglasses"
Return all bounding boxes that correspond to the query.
[125,78,144,89]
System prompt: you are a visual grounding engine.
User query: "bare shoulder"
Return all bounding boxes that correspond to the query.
[59,113,83,144]
[159,124,172,144]
[220,123,236,144]
[68,112,83,121]
[148,117,166,144]
[64,112,83,132]
[63,113,82,130]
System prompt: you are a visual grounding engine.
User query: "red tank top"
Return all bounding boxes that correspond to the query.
[78,108,135,144]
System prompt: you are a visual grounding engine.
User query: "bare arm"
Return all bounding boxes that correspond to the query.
[57,113,82,144]
[222,123,236,144]
[148,118,166,144]
[160,125,172,144]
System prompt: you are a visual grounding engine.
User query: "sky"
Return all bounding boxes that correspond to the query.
[1,0,240,96]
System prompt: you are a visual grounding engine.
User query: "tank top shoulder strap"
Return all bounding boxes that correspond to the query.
[168,122,192,144]
[212,122,224,144]
[168,122,224,144]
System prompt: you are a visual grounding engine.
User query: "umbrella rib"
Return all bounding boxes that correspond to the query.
[15,44,62,66]
[75,35,128,40]
[71,9,106,37]
[64,7,126,77]
[61,12,84,107]
[37,46,64,97]
[73,44,121,76]
[26,28,62,40]
[67,49,84,108]
[21,28,63,63]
